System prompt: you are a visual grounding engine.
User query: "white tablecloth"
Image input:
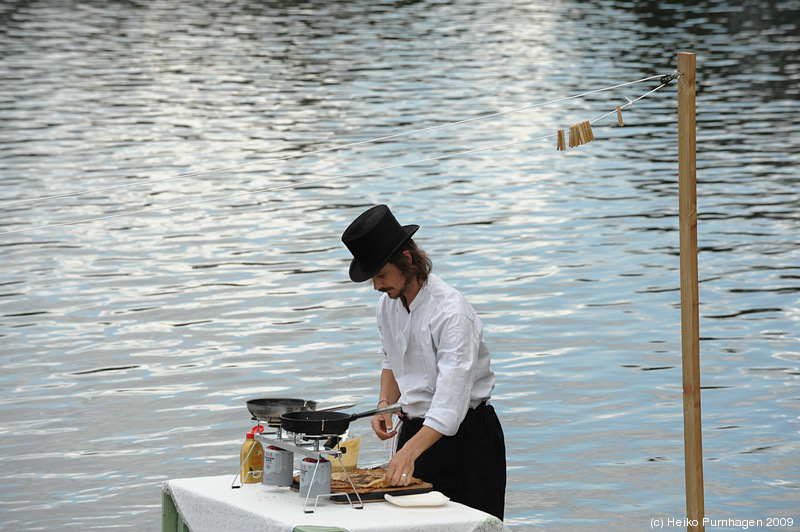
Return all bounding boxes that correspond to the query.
[163,475,510,532]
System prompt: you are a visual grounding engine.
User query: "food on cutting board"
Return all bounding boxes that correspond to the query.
[366,477,388,488]
[332,469,425,491]
[293,469,427,494]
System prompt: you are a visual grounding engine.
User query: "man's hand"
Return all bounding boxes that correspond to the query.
[385,425,443,486]
[371,412,397,441]
[385,446,416,486]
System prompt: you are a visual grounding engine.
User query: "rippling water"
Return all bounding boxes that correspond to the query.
[1,0,798,530]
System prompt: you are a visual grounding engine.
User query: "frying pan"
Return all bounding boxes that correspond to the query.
[246,398,317,421]
[280,403,401,436]
[246,398,358,423]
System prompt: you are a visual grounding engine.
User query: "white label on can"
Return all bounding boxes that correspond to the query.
[263,447,293,486]
[299,459,331,497]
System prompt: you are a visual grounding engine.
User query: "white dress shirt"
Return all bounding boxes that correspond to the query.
[377,273,496,436]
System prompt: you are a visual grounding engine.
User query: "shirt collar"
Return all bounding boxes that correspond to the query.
[407,275,432,312]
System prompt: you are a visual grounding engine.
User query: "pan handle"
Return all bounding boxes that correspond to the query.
[316,402,359,413]
[348,402,401,421]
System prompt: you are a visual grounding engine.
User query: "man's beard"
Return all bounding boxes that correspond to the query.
[382,273,413,300]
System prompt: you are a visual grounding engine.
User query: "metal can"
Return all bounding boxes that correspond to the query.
[263,445,293,487]
[299,457,331,498]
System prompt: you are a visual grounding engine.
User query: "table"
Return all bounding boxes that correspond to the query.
[162,475,510,532]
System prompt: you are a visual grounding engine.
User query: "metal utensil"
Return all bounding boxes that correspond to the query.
[280,403,401,436]
[246,397,317,421]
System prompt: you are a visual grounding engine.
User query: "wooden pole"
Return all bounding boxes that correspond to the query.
[678,52,704,532]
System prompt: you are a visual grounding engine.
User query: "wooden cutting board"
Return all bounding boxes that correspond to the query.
[291,468,433,503]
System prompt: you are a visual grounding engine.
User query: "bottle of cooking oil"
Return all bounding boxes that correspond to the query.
[239,426,264,484]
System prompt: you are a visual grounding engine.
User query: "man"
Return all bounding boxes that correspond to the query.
[341,204,506,519]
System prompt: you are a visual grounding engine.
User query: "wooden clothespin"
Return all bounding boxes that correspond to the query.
[584,121,594,142]
[557,129,566,151]
[616,105,624,127]
[567,121,595,148]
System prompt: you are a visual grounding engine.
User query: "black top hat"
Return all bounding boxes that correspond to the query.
[342,204,419,282]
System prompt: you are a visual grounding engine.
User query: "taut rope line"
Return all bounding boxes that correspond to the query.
[0,74,670,211]
[0,73,678,237]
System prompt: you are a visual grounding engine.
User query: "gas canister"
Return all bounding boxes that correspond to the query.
[263,445,293,486]
[299,457,331,497]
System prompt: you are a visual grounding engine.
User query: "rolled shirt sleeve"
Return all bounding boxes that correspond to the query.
[423,312,481,435]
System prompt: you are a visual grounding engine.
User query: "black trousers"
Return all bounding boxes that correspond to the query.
[397,403,506,520]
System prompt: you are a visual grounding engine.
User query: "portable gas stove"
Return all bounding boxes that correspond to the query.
[232,411,365,513]
[258,429,364,513]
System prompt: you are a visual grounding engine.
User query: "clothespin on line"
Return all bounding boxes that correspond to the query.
[581,122,593,143]
[616,105,624,127]
[560,121,594,151]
